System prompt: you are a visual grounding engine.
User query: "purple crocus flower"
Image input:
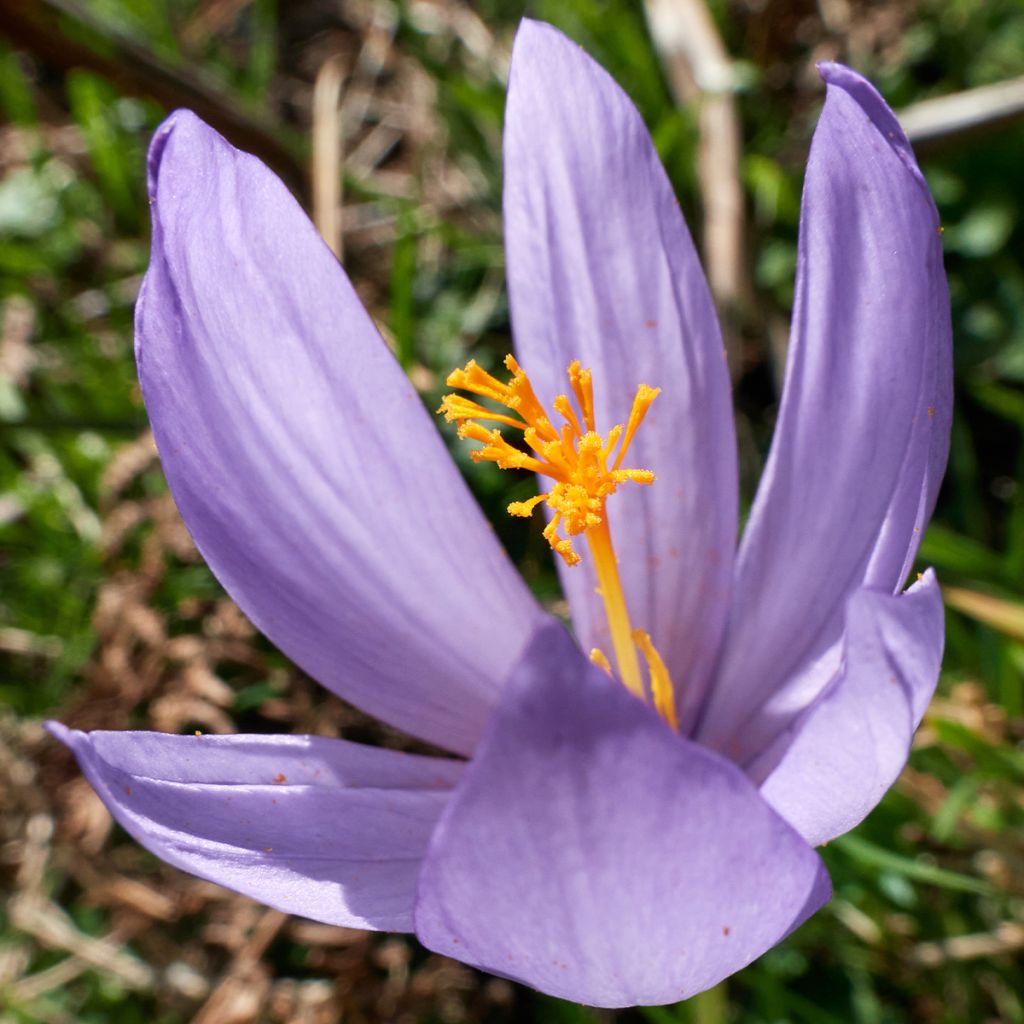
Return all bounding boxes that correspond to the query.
[49,19,951,1008]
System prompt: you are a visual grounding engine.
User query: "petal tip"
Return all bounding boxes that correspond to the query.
[815,59,849,85]
[44,719,79,749]
[815,62,925,186]
[511,17,580,68]
[909,566,939,593]
[513,16,560,44]
[145,109,235,210]
[147,109,207,194]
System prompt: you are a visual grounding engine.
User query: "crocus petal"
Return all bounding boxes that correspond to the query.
[757,570,944,847]
[138,111,542,756]
[502,20,737,728]
[414,623,829,1008]
[47,724,462,931]
[700,64,951,758]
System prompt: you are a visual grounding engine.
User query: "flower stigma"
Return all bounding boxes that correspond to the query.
[440,355,678,730]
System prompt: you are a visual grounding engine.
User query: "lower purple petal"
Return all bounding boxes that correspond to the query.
[757,571,944,846]
[414,624,829,1008]
[48,725,462,931]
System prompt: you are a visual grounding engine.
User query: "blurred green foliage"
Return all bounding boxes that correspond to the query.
[1,1,1023,1022]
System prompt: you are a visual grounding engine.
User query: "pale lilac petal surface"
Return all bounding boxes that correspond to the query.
[701,65,952,759]
[138,111,542,756]
[503,20,737,728]
[414,624,829,1008]
[758,571,944,846]
[48,724,462,931]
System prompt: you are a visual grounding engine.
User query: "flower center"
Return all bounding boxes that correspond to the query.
[440,355,678,730]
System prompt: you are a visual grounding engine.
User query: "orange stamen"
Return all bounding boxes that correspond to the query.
[440,354,677,729]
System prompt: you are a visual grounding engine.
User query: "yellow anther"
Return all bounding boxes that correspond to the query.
[507,493,547,518]
[568,361,595,432]
[543,513,580,566]
[439,394,525,431]
[614,384,661,470]
[441,353,678,728]
[613,468,656,486]
[602,424,624,461]
[445,360,510,403]
[590,648,612,675]
[633,629,679,732]
[553,394,584,437]
[504,354,558,440]
[441,356,656,564]
[456,421,495,444]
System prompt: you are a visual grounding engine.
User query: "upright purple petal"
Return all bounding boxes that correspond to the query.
[48,724,462,931]
[138,112,542,756]
[700,65,951,759]
[414,624,829,1008]
[503,21,737,729]
[757,571,944,846]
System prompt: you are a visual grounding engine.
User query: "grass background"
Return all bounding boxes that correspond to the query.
[1,0,1022,1021]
